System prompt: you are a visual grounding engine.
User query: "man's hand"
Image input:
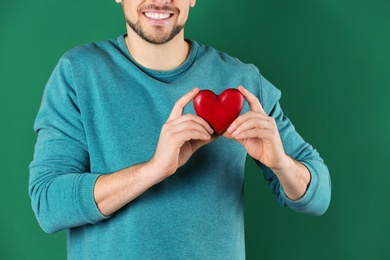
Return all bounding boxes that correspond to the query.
[224,85,310,200]
[150,88,216,178]
[94,88,216,216]
[224,85,289,171]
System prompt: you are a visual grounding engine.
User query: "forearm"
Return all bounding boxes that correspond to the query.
[272,155,311,201]
[30,157,170,232]
[94,161,167,216]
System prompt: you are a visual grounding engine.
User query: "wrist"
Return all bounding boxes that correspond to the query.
[143,158,172,183]
[272,156,311,200]
[271,154,295,177]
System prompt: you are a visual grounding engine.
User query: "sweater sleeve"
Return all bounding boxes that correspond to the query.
[256,75,331,216]
[29,57,109,234]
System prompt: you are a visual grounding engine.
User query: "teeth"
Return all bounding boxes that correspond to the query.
[145,12,171,20]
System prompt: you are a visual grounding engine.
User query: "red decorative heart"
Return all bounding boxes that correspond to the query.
[193,88,244,135]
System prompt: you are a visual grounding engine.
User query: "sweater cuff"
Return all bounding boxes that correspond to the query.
[77,174,110,224]
[280,160,330,216]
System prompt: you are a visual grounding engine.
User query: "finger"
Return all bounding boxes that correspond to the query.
[232,128,263,140]
[171,114,214,134]
[178,129,213,142]
[190,134,219,151]
[169,117,214,137]
[231,116,273,137]
[165,126,213,145]
[227,111,269,134]
[168,88,200,121]
[238,85,266,114]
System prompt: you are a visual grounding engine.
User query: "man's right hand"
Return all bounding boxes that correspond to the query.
[149,87,216,179]
[94,88,215,216]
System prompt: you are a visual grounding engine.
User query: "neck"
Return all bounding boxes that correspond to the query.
[125,29,190,71]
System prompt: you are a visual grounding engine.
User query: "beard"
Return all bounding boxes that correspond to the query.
[126,18,185,45]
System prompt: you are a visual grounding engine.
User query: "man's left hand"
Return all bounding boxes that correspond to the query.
[223,85,290,172]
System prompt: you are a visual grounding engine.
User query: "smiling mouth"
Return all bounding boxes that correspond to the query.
[144,12,172,20]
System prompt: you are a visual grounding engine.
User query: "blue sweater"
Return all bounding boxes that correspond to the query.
[29,35,331,259]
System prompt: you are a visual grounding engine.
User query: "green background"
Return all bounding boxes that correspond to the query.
[1,0,389,259]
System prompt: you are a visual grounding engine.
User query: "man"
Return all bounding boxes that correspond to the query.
[29,0,331,259]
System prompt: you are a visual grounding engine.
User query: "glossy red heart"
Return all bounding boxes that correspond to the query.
[193,88,244,135]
